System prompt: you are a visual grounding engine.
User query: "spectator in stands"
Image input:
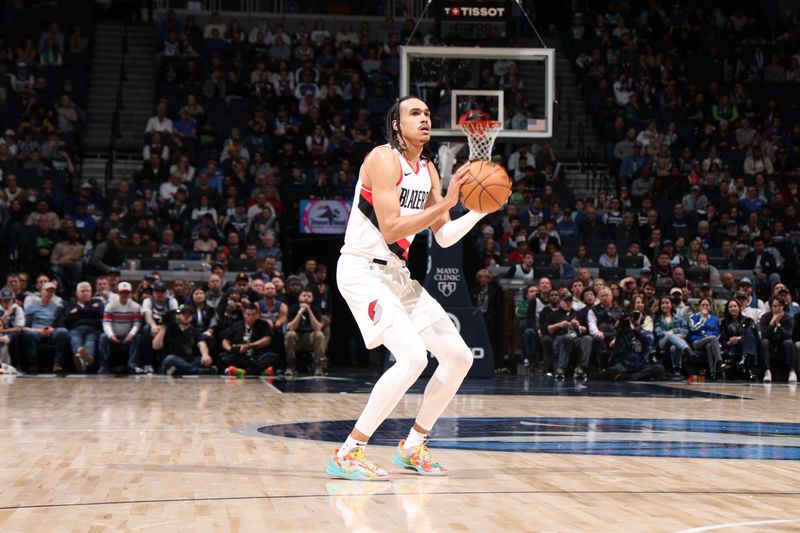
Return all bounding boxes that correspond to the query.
[599,242,619,267]
[742,237,780,295]
[0,287,24,368]
[551,250,576,281]
[284,287,326,376]
[543,292,592,380]
[145,103,173,135]
[530,223,558,254]
[89,228,126,277]
[99,282,141,374]
[63,281,103,373]
[654,296,691,377]
[759,296,798,384]
[219,302,280,375]
[141,281,179,373]
[50,226,83,293]
[688,298,724,379]
[588,287,623,369]
[516,284,539,369]
[571,245,595,268]
[720,299,759,382]
[506,252,534,281]
[22,281,68,373]
[154,305,216,376]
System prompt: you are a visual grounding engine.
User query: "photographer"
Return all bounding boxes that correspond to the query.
[154,305,216,376]
[214,287,246,334]
[543,292,592,380]
[607,309,665,381]
[284,287,326,377]
[220,302,281,376]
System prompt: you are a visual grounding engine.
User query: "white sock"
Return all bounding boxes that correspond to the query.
[337,435,367,458]
[404,427,427,449]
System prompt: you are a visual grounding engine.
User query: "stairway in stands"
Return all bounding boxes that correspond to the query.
[82,20,155,185]
[514,33,605,200]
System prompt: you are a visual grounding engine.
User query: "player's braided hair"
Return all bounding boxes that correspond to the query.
[385,95,429,154]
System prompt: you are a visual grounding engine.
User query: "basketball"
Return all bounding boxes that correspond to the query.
[459,160,511,213]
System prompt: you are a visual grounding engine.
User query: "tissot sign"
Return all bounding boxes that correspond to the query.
[442,6,507,18]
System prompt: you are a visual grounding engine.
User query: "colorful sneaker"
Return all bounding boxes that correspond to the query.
[393,440,448,476]
[225,365,245,378]
[326,448,390,481]
[261,366,275,377]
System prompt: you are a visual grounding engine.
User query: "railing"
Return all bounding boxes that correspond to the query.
[153,0,405,16]
[105,22,129,197]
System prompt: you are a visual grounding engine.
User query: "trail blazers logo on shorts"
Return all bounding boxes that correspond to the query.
[368,299,382,325]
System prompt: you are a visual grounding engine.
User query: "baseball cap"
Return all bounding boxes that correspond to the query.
[691,184,701,191]
[153,281,167,291]
[118,282,132,292]
[515,235,527,244]
[236,272,249,282]
[286,274,302,284]
[4,129,15,137]
[734,290,748,300]
[739,277,753,286]
[177,304,193,315]
[669,287,682,296]
[482,226,495,235]
[80,181,92,189]
[777,286,790,294]
[662,239,674,246]
[144,273,156,282]
[560,292,573,301]
[43,281,56,291]
[640,267,652,275]
[0,287,14,299]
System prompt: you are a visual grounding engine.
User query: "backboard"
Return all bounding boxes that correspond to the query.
[400,46,555,140]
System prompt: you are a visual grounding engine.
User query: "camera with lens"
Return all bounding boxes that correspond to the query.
[617,310,642,330]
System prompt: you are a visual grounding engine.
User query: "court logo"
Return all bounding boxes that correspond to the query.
[250,417,800,461]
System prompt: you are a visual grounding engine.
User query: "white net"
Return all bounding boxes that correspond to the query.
[459,119,502,161]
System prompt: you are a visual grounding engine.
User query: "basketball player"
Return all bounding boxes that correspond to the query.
[327,96,504,480]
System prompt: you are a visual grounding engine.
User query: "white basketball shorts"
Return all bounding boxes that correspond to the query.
[336,254,449,349]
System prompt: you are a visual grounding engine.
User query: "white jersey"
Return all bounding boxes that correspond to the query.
[341,145,432,261]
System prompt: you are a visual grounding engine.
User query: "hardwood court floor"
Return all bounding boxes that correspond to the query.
[1,375,799,532]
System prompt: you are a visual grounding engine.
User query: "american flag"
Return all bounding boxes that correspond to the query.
[527,119,547,132]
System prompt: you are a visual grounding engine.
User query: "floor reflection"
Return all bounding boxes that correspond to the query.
[326,477,447,532]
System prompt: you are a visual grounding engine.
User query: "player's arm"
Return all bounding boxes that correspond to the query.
[367,147,470,245]
[427,163,486,248]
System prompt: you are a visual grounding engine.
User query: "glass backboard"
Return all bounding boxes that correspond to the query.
[400,46,555,139]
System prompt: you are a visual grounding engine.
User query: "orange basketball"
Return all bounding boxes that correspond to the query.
[459,160,511,213]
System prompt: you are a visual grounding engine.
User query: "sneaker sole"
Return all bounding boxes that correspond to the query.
[392,454,448,476]
[326,462,390,481]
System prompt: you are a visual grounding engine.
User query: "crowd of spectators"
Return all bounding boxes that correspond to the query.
[0,255,333,377]
[468,4,800,382]
[3,5,800,383]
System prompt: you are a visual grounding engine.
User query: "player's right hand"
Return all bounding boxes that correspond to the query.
[444,163,472,208]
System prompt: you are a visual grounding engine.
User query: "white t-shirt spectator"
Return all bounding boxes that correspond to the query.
[145,115,173,135]
[159,181,181,202]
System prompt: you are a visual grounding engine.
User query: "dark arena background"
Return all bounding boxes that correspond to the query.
[1,1,800,531]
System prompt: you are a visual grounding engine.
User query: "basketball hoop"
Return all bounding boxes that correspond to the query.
[458,109,502,161]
